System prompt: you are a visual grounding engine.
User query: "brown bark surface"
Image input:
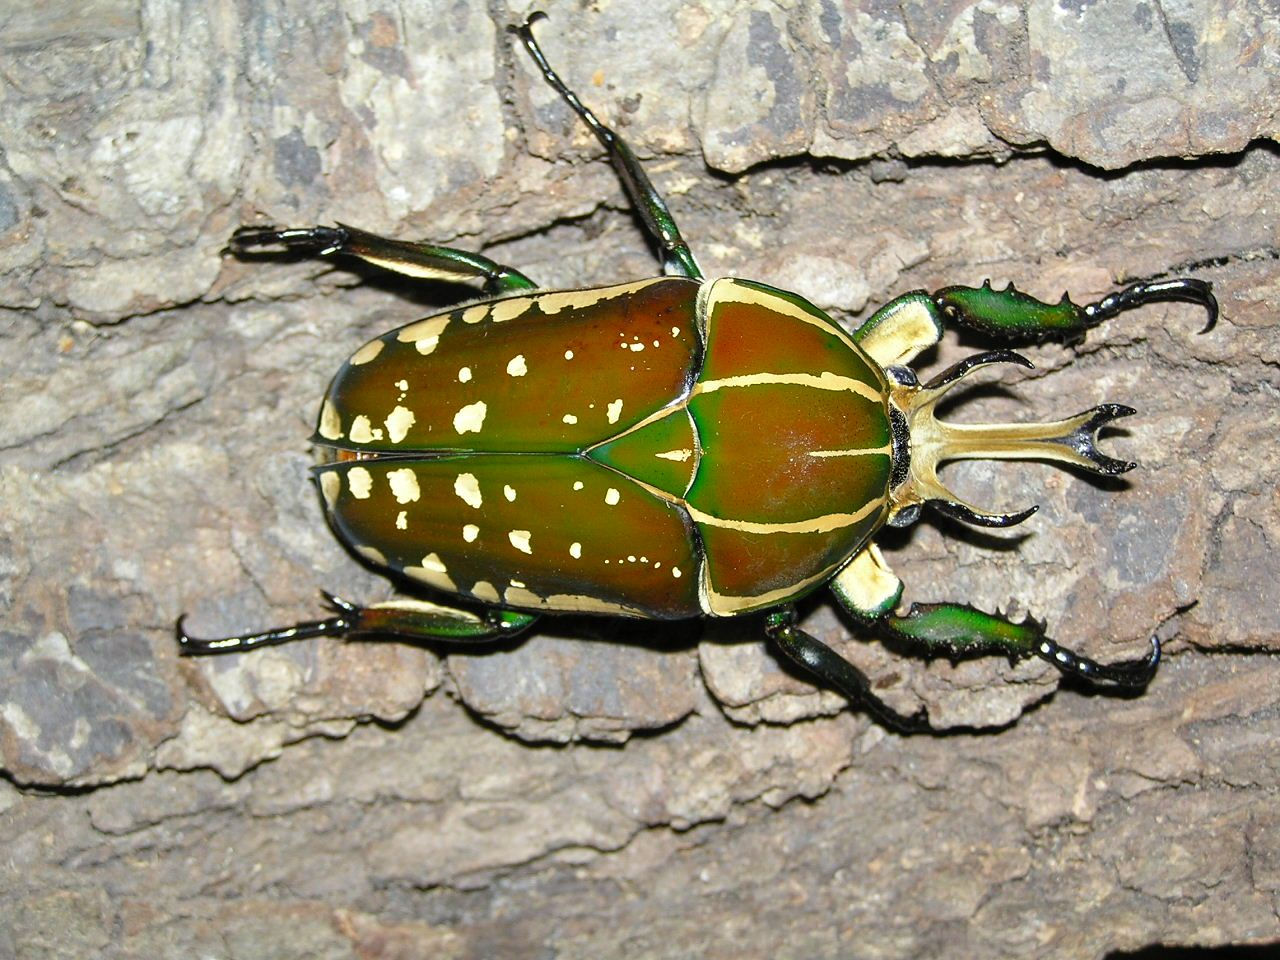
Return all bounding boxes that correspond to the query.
[1,2,1277,957]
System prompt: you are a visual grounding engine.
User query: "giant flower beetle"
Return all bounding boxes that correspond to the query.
[179,13,1217,730]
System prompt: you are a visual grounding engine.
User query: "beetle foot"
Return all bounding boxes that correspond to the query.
[1082,277,1218,334]
[1034,634,1160,688]
[175,602,354,655]
[227,225,348,257]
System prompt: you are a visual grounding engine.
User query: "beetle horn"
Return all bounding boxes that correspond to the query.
[887,350,1136,528]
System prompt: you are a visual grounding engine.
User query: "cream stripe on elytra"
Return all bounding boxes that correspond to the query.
[694,371,882,402]
[533,279,665,316]
[685,497,882,535]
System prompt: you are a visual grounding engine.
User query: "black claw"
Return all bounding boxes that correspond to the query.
[1083,278,1218,334]
[1036,634,1160,688]
[921,349,1034,391]
[1069,403,1138,476]
[227,225,348,257]
[926,499,1039,529]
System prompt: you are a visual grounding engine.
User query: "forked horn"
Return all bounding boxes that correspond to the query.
[888,351,1136,527]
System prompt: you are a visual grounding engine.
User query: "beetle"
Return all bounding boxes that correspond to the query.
[179,13,1217,730]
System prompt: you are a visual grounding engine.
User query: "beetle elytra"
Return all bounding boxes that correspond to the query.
[179,13,1217,730]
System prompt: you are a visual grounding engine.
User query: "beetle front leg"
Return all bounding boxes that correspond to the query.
[177,592,537,655]
[851,279,1217,369]
[830,546,1160,688]
[228,223,537,295]
[934,277,1218,341]
[764,606,929,733]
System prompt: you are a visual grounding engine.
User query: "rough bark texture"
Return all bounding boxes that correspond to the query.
[1,1,1278,957]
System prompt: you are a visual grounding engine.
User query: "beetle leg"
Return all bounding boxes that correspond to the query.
[510,13,703,281]
[228,223,537,295]
[177,592,537,655]
[765,607,930,733]
[852,278,1217,367]
[877,603,1161,688]
[829,547,1160,688]
[932,277,1218,342]
[851,292,946,368]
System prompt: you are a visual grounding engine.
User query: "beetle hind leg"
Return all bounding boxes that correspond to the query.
[228,223,537,295]
[177,592,537,655]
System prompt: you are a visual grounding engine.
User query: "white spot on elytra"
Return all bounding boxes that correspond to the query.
[396,379,409,392]
[671,326,681,337]
[453,400,487,435]
[458,366,472,383]
[462,305,488,324]
[629,342,645,352]
[472,580,500,602]
[349,415,383,444]
[564,350,574,360]
[570,542,582,559]
[396,510,407,530]
[387,467,420,504]
[605,487,620,506]
[349,339,384,365]
[655,448,693,462]
[463,523,479,542]
[396,315,449,355]
[509,579,526,588]
[672,566,683,578]
[357,545,387,565]
[491,298,531,323]
[454,473,482,508]
[508,530,532,554]
[562,414,578,425]
[385,405,416,443]
[573,481,584,491]
[506,354,527,377]
[319,471,340,507]
[348,466,372,500]
[606,399,623,424]
[421,553,448,574]
[318,400,343,440]
[504,485,516,502]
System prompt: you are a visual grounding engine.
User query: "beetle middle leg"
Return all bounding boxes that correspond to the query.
[829,545,1160,689]
[510,13,703,281]
[228,223,538,296]
[765,606,929,733]
[177,592,537,654]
